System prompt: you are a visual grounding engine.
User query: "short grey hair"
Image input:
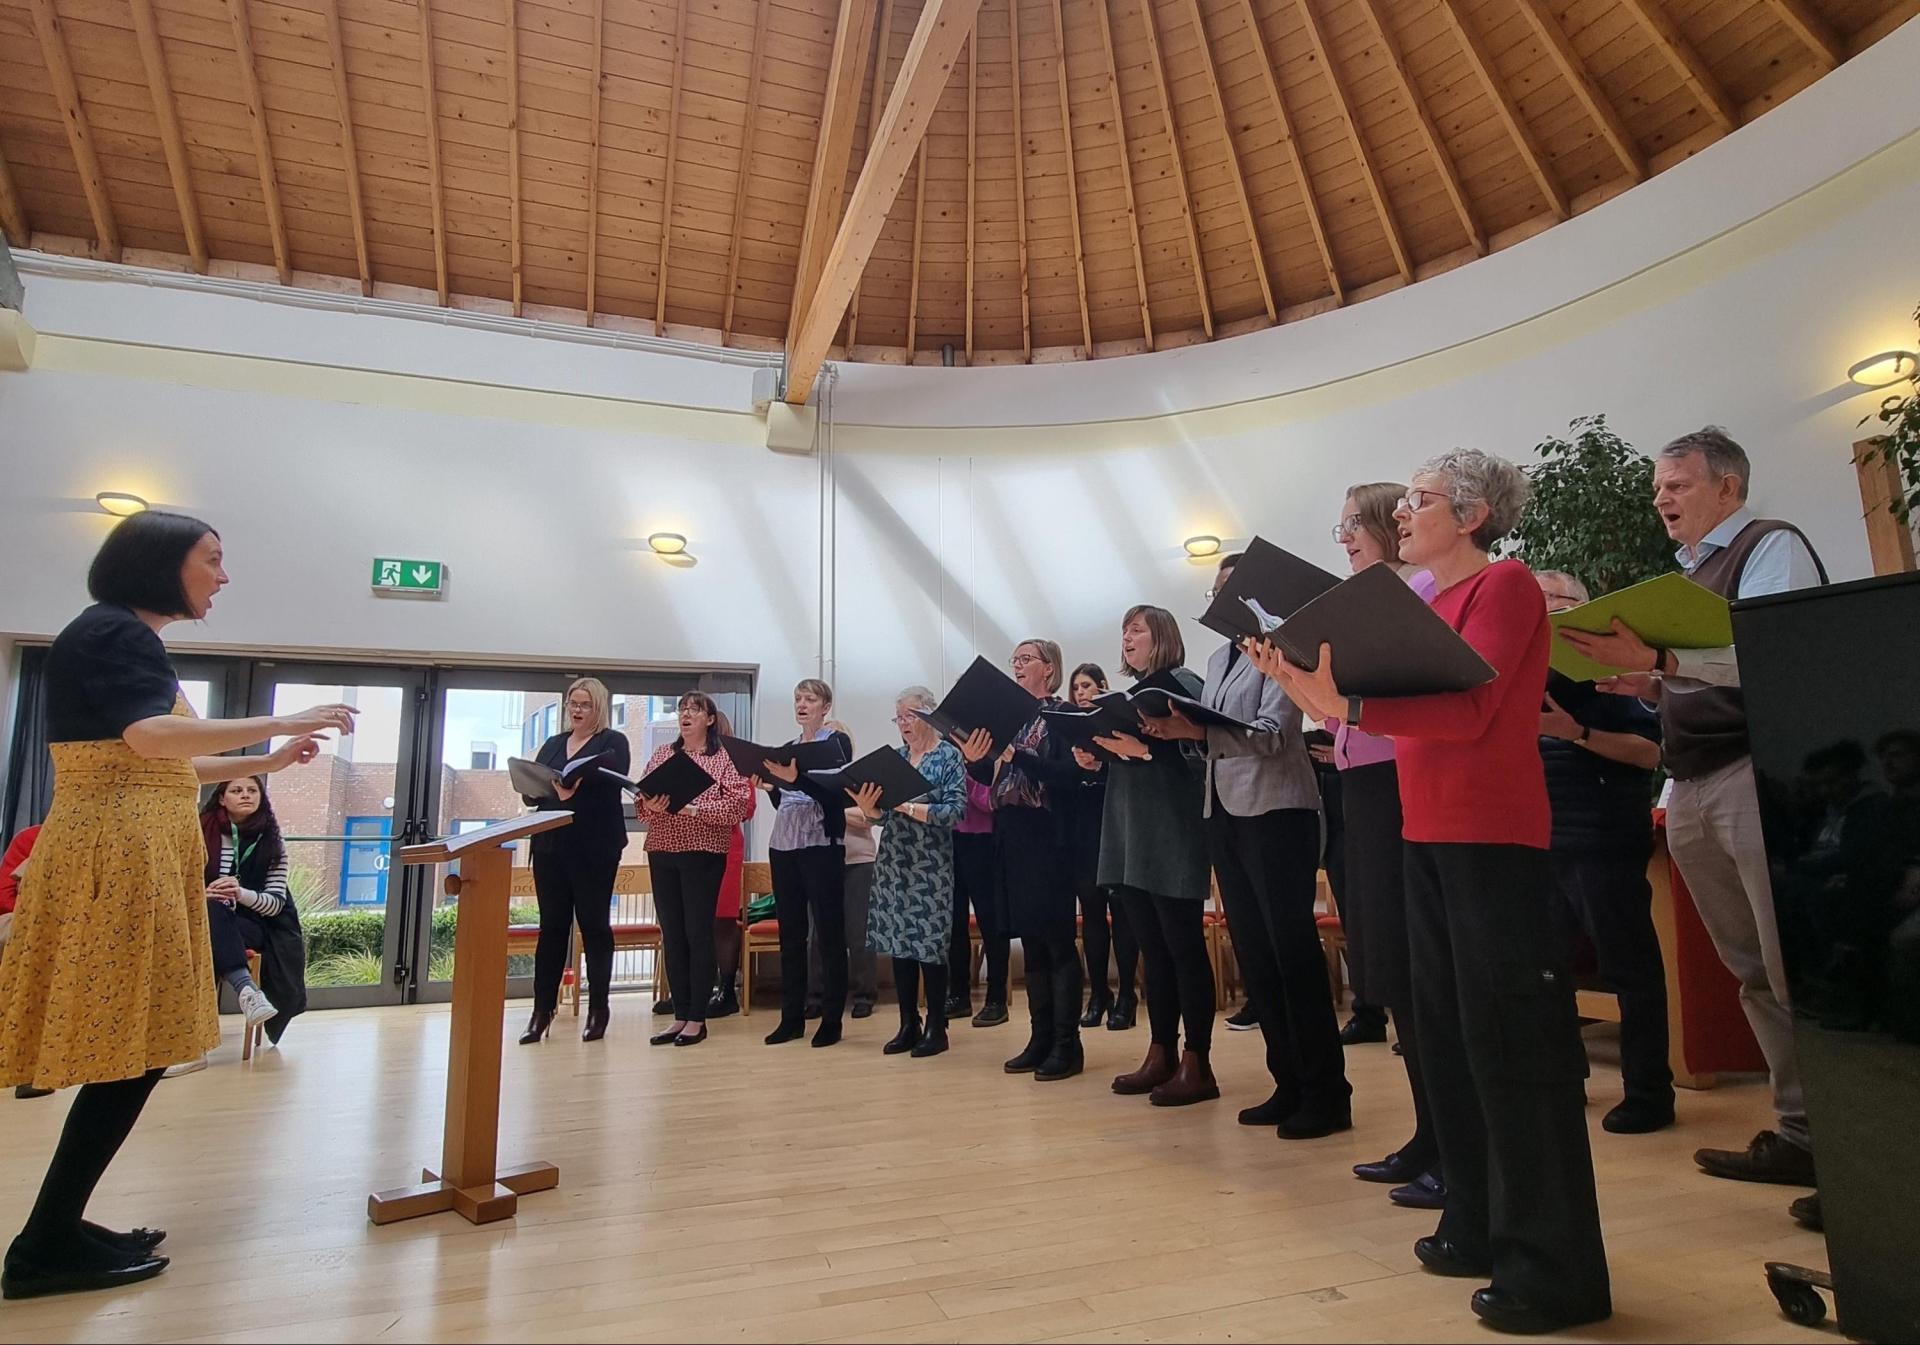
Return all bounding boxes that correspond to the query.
[1534,570,1590,603]
[1659,425,1750,500]
[1419,448,1531,551]
[895,685,937,713]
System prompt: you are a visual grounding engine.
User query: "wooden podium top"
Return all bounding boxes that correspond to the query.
[397,811,573,866]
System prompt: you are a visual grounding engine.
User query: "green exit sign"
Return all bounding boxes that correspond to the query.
[372,557,446,597]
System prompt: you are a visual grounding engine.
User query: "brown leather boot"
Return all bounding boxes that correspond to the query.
[1112,1041,1176,1095]
[1149,1049,1221,1107]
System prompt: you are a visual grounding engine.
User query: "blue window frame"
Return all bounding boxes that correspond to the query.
[339,815,392,907]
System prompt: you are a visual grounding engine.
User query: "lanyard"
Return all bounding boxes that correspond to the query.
[229,824,258,875]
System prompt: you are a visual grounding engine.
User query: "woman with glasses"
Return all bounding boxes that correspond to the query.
[1249,452,1610,1336]
[860,689,969,1059]
[1064,663,1137,1028]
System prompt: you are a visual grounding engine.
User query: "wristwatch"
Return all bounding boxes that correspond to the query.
[1576,725,1592,746]
[1346,694,1364,727]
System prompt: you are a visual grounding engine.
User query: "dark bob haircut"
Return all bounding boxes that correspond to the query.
[87,510,218,617]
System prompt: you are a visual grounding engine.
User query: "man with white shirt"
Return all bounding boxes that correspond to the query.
[1560,426,1826,1190]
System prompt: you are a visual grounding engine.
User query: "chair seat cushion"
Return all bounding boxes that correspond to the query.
[610,922,662,939]
[746,919,781,938]
[1315,914,1344,931]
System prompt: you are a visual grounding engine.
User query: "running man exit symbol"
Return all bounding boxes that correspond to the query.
[371,557,446,597]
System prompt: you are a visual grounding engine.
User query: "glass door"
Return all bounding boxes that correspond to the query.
[248,661,432,1008]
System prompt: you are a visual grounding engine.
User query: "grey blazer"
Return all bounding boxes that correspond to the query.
[1200,642,1321,820]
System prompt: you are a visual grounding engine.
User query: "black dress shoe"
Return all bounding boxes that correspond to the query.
[652,998,674,1015]
[1353,1150,1427,1184]
[1470,1287,1610,1334]
[945,995,972,1020]
[707,991,740,1020]
[810,1020,842,1048]
[83,1223,164,1255]
[1004,1037,1051,1074]
[582,1004,609,1043]
[1789,1191,1823,1231]
[672,1025,708,1047]
[972,1002,1009,1028]
[1106,997,1137,1031]
[1413,1235,1490,1277]
[851,1001,875,1019]
[1390,1172,1448,1209]
[1694,1130,1817,1186]
[1602,1096,1675,1134]
[1338,1014,1388,1046]
[1078,999,1109,1029]
[764,1019,806,1045]
[884,1019,923,1055]
[1277,1103,1353,1141]
[1035,1042,1084,1081]
[2,1253,169,1300]
[518,1008,553,1046]
[1237,1089,1300,1127]
[1224,1004,1259,1031]
[649,1028,683,1046]
[910,1027,949,1058]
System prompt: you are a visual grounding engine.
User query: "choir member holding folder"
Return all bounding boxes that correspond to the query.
[1144,553,1349,1138]
[637,693,752,1049]
[752,680,855,1048]
[1080,607,1219,1107]
[954,640,1086,1081]
[517,677,631,1047]
[1249,450,1610,1336]
[1064,664,1137,1028]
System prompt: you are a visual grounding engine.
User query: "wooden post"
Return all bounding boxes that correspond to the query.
[1855,436,1918,576]
[368,811,570,1226]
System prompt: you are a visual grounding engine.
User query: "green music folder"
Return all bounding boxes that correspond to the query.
[1549,572,1732,682]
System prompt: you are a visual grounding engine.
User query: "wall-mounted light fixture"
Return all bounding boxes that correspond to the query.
[647,532,688,556]
[95,491,148,517]
[1848,351,1919,388]
[1183,535,1222,559]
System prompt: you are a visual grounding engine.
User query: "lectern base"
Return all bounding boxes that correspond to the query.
[367,1160,559,1226]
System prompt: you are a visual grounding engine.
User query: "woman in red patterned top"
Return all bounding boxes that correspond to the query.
[638,693,753,1048]
[1249,449,1609,1337]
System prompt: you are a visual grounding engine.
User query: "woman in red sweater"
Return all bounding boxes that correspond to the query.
[1250,449,1609,1337]
[639,693,753,1048]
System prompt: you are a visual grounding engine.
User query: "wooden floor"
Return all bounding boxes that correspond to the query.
[0,998,1827,1344]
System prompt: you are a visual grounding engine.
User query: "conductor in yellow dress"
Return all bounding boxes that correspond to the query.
[0,512,355,1301]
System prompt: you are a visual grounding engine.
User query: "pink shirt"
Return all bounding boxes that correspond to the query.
[956,775,994,835]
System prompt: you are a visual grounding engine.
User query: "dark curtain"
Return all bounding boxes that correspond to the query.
[3,646,52,844]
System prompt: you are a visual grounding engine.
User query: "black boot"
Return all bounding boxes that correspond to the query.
[708,982,740,1020]
[1079,991,1110,1029]
[581,1002,609,1043]
[884,1016,923,1055]
[1008,953,1055,1072]
[1005,1036,1050,1073]
[1035,1038,1084,1081]
[1036,947,1083,1080]
[914,966,951,1057]
[911,1022,950,1058]
[1106,995,1137,1031]
[518,1008,553,1046]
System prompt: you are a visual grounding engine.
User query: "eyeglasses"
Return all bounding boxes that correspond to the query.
[1330,513,1363,543]
[1009,652,1045,668]
[1395,487,1447,515]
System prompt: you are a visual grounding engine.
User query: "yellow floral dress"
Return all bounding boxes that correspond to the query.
[0,609,221,1089]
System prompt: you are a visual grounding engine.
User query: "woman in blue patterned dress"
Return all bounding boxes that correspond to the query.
[857,687,968,1059]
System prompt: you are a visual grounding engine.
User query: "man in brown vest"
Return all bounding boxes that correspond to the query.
[1560,427,1825,1193]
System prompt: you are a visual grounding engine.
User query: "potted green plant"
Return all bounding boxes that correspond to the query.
[1503,414,1673,594]
[1856,303,1920,527]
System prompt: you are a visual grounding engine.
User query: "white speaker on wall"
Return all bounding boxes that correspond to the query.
[749,365,779,412]
[765,401,818,454]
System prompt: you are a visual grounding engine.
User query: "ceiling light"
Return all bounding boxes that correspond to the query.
[647,532,688,556]
[1848,351,1919,388]
[95,491,148,516]
[1183,535,1222,558]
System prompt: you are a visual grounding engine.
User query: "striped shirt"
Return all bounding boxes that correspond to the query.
[216,834,289,917]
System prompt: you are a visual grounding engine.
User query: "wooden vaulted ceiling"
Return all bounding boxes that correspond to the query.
[1,0,1914,390]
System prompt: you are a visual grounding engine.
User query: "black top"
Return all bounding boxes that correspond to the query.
[1540,673,1660,854]
[525,727,632,857]
[1061,768,1107,887]
[46,603,181,742]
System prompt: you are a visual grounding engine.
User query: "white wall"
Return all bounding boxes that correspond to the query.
[2,23,1917,790]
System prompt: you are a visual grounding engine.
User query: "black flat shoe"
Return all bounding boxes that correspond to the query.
[1237,1089,1299,1127]
[810,1020,842,1048]
[1390,1172,1448,1209]
[910,1028,949,1058]
[851,1001,874,1019]
[649,1028,683,1046]
[13,1085,53,1100]
[82,1223,165,1255]
[672,1026,708,1047]
[1338,1014,1388,1045]
[707,992,740,1020]
[972,1002,1009,1028]
[1470,1287,1610,1335]
[764,1020,805,1045]
[2,1254,169,1300]
[1789,1191,1823,1231]
[1413,1235,1489,1278]
[1602,1096,1675,1134]
[944,995,972,1020]
[1224,1005,1259,1031]
[1277,1103,1353,1141]
[1353,1150,1427,1184]
[1106,998,1137,1031]
[652,998,674,1015]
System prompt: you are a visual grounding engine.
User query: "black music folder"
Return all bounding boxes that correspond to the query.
[808,747,934,812]
[599,751,716,814]
[1200,537,1342,643]
[1258,562,1495,697]
[720,735,848,779]
[913,656,1042,758]
[1129,687,1261,734]
[506,752,608,800]
[1040,704,1132,749]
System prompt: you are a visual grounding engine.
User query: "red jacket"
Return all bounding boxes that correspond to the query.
[0,825,42,916]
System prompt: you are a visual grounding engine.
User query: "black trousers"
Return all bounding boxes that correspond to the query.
[1022,929,1084,1052]
[947,831,1004,1005]
[1407,841,1610,1316]
[1209,805,1350,1112]
[893,958,950,1032]
[1115,885,1216,1055]
[651,849,727,1024]
[1551,847,1674,1104]
[1079,880,1139,1004]
[808,861,879,1008]
[530,844,620,1014]
[205,899,268,981]
[772,845,847,1026]
[17,1067,165,1264]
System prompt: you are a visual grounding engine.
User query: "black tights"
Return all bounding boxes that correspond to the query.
[15,1069,165,1267]
[713,918,741,999]
[892,958,950,1033]
[1078,880,1138,1005]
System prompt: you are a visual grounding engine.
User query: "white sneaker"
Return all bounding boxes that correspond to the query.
[163,1055,209,1078]
[238,983,278,1028]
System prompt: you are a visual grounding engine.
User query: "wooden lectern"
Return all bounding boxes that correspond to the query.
[368,811,572,1226]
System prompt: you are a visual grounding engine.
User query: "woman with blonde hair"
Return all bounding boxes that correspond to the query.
[517,676,631,1046]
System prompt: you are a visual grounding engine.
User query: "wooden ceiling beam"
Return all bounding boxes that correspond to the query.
[1170,0,1257,327]
[906,142,927,356]
[584,0,605,319]
[414,0,448,304]
[722,0,773,344]
[786,0,883,352]
[1619,0,1740,134]
[225,0,291,283]
[656,0,687,333]
[1050,0,1093,356]
[845,0,896,353]
[1354,0,1485,256]
[321,0,373,296]
[785,0,987,403]
[1765,0,1844,70]
[1438,0,1569,220]
[502,0,522,314]
[0,148,28,248]
[29,0,120,263]
[964,36,976,363]
[1293,0,1410,283]
[129,0,207,272]
[1233,0,1339,305]
[1093,0,1153,346]
[1513,0,1645,184]
[1006,0,1032,361]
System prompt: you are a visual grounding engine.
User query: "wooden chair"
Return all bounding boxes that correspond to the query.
[1314,873,1347,1006]
[242,949,265,1061]
[1204,875,1236,1008]
[511,863,665,1014]
[739,861,776,1014]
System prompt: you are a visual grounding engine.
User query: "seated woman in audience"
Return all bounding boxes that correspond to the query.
[1078,606,1216,1106]
[756,679,855,1047]
[639,693,753,1048]
[859,687,967,1059]
[1250,450,1610,1335]
[809,721,881,1019]
[1063,665,1137,1029]
[957,639,1084,1080]
[198,776,306,1049]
